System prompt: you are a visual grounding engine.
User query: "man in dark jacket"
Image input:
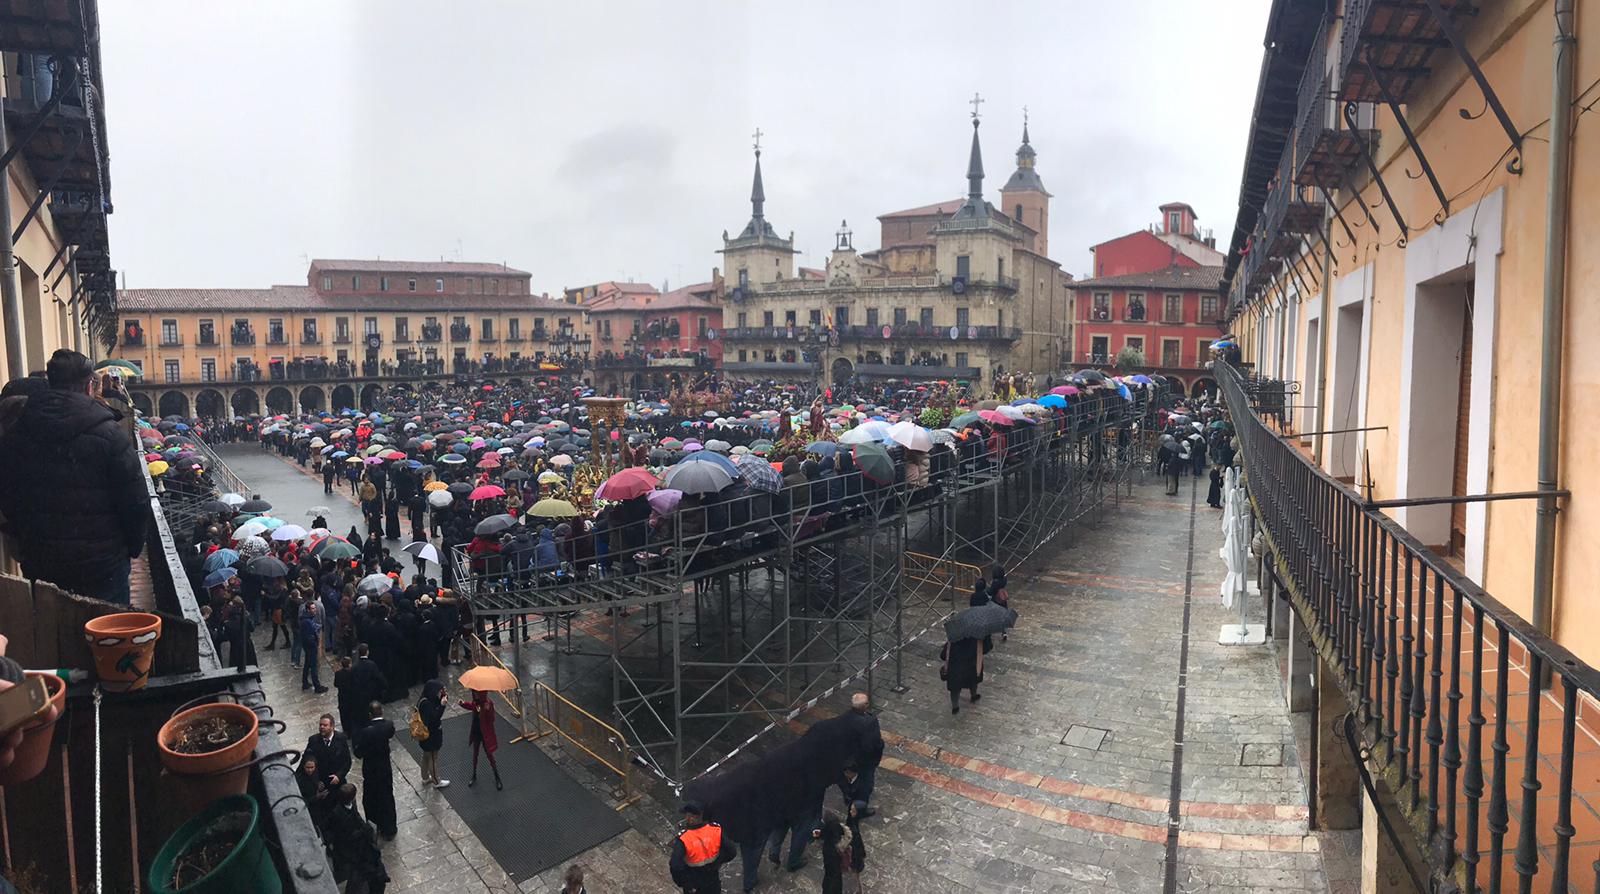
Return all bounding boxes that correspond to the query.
[302,713,353,790]
[351,701,397,839]
[351,643,389,711]
[0,350,147,603]
[324,784,389,893]
[839,693,884,816]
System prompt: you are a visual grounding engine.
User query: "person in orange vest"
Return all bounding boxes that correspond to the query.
[669,801,734,893]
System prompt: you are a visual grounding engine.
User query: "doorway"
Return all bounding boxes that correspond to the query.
[1400,266,1474,550]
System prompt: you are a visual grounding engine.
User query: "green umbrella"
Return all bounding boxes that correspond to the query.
[951,412,982,429]
[852,442,894,485]
[317,539,363,561]
[95,358,142,376]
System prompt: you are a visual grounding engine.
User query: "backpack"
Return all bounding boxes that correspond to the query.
[409,707,429,742]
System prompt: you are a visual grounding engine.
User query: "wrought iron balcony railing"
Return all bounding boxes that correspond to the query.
[1218,361,1599,893]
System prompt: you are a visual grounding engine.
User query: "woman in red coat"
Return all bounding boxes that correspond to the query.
[459,689,502,790]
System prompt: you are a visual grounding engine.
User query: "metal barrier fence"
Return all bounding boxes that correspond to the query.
[1219,361,1599,893]
[529,681,641,809]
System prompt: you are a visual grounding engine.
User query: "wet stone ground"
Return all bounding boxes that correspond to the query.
[219,445,1328,893]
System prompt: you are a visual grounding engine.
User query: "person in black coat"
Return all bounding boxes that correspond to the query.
[0,351,147,604]
[416,679,449,789]
[941,636,983,715]
[333,657,364,738]
[324,784,389,892]
[351,701,398,839]
[302,713,353,790]
[351,644,388,711]
[838,693,884,815]
[296,755,332,838]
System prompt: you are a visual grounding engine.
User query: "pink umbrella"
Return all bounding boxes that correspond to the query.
[647,489,683,516]
[469,484,505,501]
[978,410,1014,425]
[1048,385,1079,396]
[596,467,658,501]
[476,455,501,469]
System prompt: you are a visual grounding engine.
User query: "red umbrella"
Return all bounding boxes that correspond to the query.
[476,455,501,469]
[595,467,658,501]
[978,410,1014,426]
[469,484,505,501]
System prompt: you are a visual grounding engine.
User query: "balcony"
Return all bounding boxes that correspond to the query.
[419,327,442,343]
[853,362,981,381]
[266,333,287,346]
[333,334,352,345]
[505,333,525,342]
[1292,18,1377,192]
[1338,0,1471,106]
[229,330,256,346]
[479,334,498,343]
[159,337,183,348]
[392,333,411,344]
[721,360,815,374]
[449,326,472,342]
[123,333,145,347]
[300,333,322,346]
[834,323,1022,342]
[197,334,217,347]
[1261,148,1325,262]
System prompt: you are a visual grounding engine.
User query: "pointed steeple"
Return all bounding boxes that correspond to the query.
[750,148,766,221]
[1003,109,1049,197]
[1015,117,1036,168]
[966,118,985,202]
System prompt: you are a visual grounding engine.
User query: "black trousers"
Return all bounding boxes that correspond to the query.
[362,762,397,837]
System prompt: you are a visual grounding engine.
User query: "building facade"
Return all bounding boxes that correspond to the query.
[719,118,1072,392]
[114,259,584,417]
[584,280,722,394]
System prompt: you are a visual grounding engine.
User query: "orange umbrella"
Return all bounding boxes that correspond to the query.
[458,664,518,692]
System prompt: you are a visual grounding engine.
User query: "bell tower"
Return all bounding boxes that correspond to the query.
[1000,108,1051,256]
[718,128,796,293]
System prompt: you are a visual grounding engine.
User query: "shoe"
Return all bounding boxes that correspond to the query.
[435,779,451,789]
[971,693,982,703]
[495,777,503,791]
[314,686,329,695]
[767,853,779,867]
[468,775,476,787]
[265,644,277,652]
[785,859,808,872]
[859,807,877,818]
[951,705,960,715]
[301,684,311,691]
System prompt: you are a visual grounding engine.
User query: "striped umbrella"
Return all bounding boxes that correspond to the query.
[734,455,782,493]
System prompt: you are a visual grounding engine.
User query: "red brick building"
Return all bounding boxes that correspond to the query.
[583,281,722,394]
[1069,204,1225,396]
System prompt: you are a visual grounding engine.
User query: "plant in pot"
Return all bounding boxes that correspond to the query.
[83,612,162,692]
[0,672,65,786]
[157,699,260,814]
[149,794,281,894]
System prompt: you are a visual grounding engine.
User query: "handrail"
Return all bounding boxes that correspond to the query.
[1218,360,1600,891]
[529,680,641,809]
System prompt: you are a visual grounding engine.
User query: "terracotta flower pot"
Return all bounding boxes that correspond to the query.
[157,702,260,813]
[83,612,163,692]
[0,672,65,786]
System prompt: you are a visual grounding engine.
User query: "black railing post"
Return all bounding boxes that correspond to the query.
[1515,652,1543,892]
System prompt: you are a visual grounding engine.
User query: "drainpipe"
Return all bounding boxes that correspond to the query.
[1531,0,1576,646]
[1312,210,1334,466]
[0,97,26,381]
[68,255,82,354]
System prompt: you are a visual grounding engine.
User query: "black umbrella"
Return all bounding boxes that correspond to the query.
[244,555,289,578]
[447,482,474,495]
[239,498,273,513]
[943,602,1018,641]
[197,499,235,515]
[502,469,531,482]
[474,514,519,537]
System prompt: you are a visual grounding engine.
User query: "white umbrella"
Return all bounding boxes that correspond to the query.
[232,520,270,541]
[270,524,309,542]
[839,421,893,445]
[427,490,453,508]
[357,573,394,596]
[662,460,735,495]
[888,420,933,452]
[402,541,440,564]
[219,492,246,507]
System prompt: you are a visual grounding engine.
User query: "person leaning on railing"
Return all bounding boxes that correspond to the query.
[0,350,148,604]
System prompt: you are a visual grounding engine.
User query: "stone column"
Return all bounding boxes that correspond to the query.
[1361,781,1422,893]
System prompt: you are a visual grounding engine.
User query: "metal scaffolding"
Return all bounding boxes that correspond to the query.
[453,386,1165,782]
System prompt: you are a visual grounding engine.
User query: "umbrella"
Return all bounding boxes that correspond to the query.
[447,482,474,495]
[232,520,271,542]
[94,358,143,376]
[943,602,1019,641]
[678,451,739,477]
[196,499,234,516]
[469,484,506,501]
[219,493,246,507]
[203,568,238,589]
[244,555,289,578]
[662,460,735,495]
[147,460,169,476]
[595,467,658,501]
[888,420,933,452]
[548,454,574,468]
[476,456,502,469]
[236,534,270,559]
[951,411,983,429]
[315,539,363,561]
[202,549,240,573]
[427,490,454,508]
[647,489,683,516]
[304,506,332,518]
[402,541,440,564]
[705,439,732,453]
[734,455,783,493]
[528,498,578,519]
[423,481,448,492]
[804,441,838,458]
[239,498,272,513]
[1038,394,1068,409]
[270,524,309,542]
[439,454,466,465]
[457,664,518,692]
[852,442,894,485]
[474,514,519,536]
[502,469,531,482]
[977,410,1014,426]
[357,573,395,596]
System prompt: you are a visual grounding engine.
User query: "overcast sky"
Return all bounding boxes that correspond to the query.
[100,1,1270,293]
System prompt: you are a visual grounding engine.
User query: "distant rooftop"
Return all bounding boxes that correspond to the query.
[309,258,531,277]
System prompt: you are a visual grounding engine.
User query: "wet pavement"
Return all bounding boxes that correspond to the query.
[217,445,1329,893]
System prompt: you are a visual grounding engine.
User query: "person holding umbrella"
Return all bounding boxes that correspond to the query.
[458,687,503,790]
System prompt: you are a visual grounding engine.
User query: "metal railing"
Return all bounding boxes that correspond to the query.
[1219,361,1600,893]
[529,681,641,809]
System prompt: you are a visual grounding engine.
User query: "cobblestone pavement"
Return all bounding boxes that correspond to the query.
[221,446,1327,893]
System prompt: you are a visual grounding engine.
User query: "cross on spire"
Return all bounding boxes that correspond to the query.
[969,92,984,121]
[1023,105,1028,127]
[752,127,763,154]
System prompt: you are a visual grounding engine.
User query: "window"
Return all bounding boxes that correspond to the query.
[1092,292,1110,321]
[632,318,641,336]
[1125,336,1145,355]
[164,359,180,383]
[865,307,878,328]
[480,318,494,340]
[784,310,797,327]
[465,277,476,293]
[1201,295,1220,321]
[268,318,284,343]
[395,317,410,340]
[321,275,332,290]
[698,316,708,337]
[198,320,215,345]
[919,307,934,328]
[1090,335,1110,363]
[337,350,348,363]
[997,256,1004,284]
[1014,203,1023,222]
[1164,294,1183,323]
[336,317,350,341]
[380,276,389,292]
[738,350,747,362]
[1198,339,1213,361]
[956,307,970,330]
[1125,293,1146,321]
[435,278,445,292]
[601,319,610,337]
[893,307,907,326]
[489,279,499,295]
[808,309,822,326]
[737,269,749,290]
[1161,338,1181,367]
[955,351,968,368]
[1168,211,1182,233]
[762,310,774,327]
[201,358,215,382]
[955,255,970,280]
[352,276,361,290]
[302,319,317,342]
[508,318,521,339]
[363,317,377,336]
[408,279,417,292]
[736,312,747,329]
[161,319,179,345]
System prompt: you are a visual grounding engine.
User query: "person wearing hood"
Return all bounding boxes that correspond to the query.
[534,526,560,575]
[0,351,147,604]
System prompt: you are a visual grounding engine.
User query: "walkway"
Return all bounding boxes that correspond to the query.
[220,444,1328,893]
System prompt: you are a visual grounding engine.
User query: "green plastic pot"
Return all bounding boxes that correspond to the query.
[148,794,281,894]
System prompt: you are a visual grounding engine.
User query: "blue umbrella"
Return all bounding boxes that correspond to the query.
[1038,394,1068,409]
[804,441,838,457]
[203,567,238,589]
[678,450,740,478]
[202,549,241,572]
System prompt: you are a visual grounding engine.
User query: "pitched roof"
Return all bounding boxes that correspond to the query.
[651,283,719,311]
[878,199,964,220]
[1068,265,1225,292]
[309,258,531,277]
[584,282,660,314]
[117,286,563,313]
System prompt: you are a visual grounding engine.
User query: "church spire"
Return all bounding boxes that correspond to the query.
[1016,107,1036,168]
[750,127,765,221]
[966,93,985,202]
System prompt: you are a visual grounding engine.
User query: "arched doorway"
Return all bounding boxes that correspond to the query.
[359,383,382,412]
[830,357,853,385]
[298,385,325,413]
[265,387,294,414]
[1190,378,1215,400]
[231,389,260,417]
[130,392,153,417]
[195,389,225,420]
[157,391,190,418]
[331,384,355,412]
